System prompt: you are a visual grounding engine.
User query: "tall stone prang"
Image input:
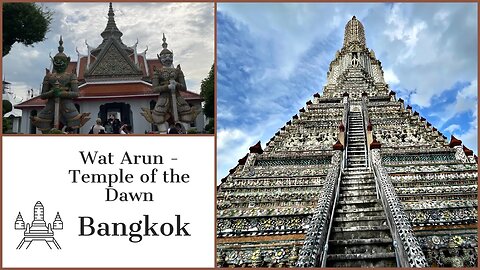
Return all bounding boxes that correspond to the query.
[216,16,477,268]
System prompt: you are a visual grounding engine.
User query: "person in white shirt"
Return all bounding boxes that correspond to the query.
[91,118,106,134]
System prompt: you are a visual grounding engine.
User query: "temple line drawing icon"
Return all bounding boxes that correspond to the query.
[15,201,63,249]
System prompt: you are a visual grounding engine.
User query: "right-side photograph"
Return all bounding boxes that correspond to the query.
[216,3,477,268]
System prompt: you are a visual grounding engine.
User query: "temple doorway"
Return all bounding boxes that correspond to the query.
[98,102,133,127]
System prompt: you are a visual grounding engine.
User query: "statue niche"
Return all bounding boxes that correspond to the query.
[141,34,198,133]
[31,37,90,133]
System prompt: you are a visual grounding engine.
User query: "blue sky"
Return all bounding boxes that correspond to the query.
[217,3,478,179]
[3,3,214,102]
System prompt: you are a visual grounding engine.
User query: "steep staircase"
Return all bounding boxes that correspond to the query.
[325,110,397,267]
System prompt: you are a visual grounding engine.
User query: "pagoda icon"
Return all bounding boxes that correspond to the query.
[15,201,63,249]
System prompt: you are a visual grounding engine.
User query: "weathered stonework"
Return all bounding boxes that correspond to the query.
[217,16,477,268]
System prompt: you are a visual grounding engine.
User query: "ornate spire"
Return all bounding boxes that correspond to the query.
[91,2,131,56]
[162,33,167,49]
[343,16,366,50]
[58,36,64,53]
[160,33,172,55]
[52,36,68,59]
[101,2,123,40]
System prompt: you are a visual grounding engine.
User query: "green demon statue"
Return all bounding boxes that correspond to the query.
[141,34,198,133]
[31,37,90,132]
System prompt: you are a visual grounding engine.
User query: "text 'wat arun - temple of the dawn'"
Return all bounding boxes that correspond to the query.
[217,17,477,268]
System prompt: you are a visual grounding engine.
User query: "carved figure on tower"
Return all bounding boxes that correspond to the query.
[31,37,90,132]
[141,34,198,133]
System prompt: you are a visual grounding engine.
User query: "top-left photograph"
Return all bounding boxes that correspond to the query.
[2,2,214,134]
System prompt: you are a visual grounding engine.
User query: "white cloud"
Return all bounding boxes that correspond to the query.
[439,80,477,128]
[217,128,250,150]
[444,124,460,133]
[384,68,400,84]
[456,108,478,154]
[217,128,258,179]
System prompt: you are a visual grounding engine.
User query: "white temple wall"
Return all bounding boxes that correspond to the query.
[78,99,152,134]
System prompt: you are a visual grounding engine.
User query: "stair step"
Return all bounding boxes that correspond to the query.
[348,147,365,150]
[343,168,372,173]
[342,172,373,177]
[348,146,365,150]
[348,150,366,154]
[342,174,373,179]
[347,163,367,167]
[347,158,366,162]
[341,185,376,191]
[328,239,394,255]
[347,154,365,157]
[327,253,396,260]
[339,195,377,201]
[326,252,397,267]
[341,181,375,187]
[334,215,385,223]
[342,178,372,183]
[348,142,365,145]
[347,156,366,160]
[329,237,392,245]
[340,190,376,196]
[336,206,384,218]
[334,220,387,228]
[347,162,366,166]
[338,198,380,205]
[332,225,390,232]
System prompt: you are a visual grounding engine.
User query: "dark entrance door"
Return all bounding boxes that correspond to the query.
[98,102,133,127]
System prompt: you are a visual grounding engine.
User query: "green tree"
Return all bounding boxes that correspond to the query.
[3,3,53,56]
[200,64,214,133]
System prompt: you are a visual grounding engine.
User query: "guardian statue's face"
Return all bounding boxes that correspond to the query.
[160,53,173,67]
[53,56,70,73]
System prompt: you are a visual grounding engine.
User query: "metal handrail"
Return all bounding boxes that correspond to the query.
[319,98,348,266]
[320,154,344,267]
[343,99,349,168]
[372,164,402,266]
[296,151,343,267]
[371,149,428,267]
[360,98,372,169]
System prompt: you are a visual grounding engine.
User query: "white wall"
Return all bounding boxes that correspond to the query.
[19,98,205,134]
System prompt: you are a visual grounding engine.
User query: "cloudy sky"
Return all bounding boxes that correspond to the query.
[3,2,214,101]
[217,3,478,179]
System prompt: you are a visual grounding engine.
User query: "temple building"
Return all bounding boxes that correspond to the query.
[216,17,477,267]
[2,80,22,133]
[15,3,204,134]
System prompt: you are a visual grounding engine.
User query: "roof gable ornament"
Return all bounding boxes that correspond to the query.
[84,38,142,80]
